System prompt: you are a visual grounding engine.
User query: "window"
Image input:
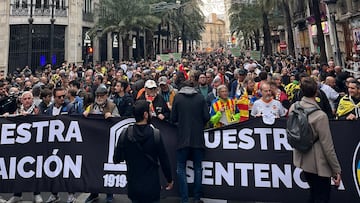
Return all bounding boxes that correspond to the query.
[14,0,26,8]
[84,0,92,13]
[14,0,20,8]
[44,0,49,8]
[21,0,27,8]
[61,0,65,9]
[55,0,60,9]
[35,0,41,8]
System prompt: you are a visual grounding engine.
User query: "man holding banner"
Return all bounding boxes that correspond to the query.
[84,84,119,203]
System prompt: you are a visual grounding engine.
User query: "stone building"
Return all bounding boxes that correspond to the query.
[1,0,90,74]
[0,0,178,75]
[200,13,227,51]
[291,0,360,65]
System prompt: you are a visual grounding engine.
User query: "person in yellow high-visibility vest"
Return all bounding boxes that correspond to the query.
[210,85,240,128]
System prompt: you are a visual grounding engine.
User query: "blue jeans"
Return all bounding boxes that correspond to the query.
[176,147,204,203]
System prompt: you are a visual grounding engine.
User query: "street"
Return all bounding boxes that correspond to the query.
[0,193,274,203]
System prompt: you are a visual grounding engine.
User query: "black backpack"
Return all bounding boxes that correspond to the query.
[113,125,160,164]
[286,101,320,153]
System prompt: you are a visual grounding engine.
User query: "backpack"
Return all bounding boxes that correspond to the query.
[113,125,160,164]
[286,101,320,153]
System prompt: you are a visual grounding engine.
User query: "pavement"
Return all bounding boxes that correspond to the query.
[0,192,275,203]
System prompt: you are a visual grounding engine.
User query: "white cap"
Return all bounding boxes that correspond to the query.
[144,80,157,88]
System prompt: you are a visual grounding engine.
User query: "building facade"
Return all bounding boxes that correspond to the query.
[200,13,226,51]
[291,0,360,66]
[1,0,181,75]
[2,0,89,74]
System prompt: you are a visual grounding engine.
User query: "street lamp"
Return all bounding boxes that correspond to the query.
[324,0,343,67]
[176,0,182,54]
[50,0,56,65]
[28,0,34,68]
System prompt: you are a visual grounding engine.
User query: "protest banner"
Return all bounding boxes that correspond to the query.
[0,115,358,202]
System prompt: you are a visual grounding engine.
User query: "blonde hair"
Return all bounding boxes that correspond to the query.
[21,91,33,99]
[216,84,228,94]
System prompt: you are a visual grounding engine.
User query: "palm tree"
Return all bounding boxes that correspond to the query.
[91,0,161,60]
[230,0,297,57]
[177,0,205,54]
[260,0,281,57]
[151,0,182,55]
[288,0,327,62]
[229,3,262,50]
[282,0,295,57]
[229,0,283,55]
[309,0,327,64]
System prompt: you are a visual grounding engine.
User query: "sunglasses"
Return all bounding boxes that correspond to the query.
[56,95,65,99]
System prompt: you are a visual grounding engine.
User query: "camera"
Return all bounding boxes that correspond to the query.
[0,94,18,115]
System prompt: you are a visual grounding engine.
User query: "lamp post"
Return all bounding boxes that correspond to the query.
[28,0,34,68]
[176,0,186,55]
[176,0,181,53]
[324,0,342,67]
[50,0,56,65]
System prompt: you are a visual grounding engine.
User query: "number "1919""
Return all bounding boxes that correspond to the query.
[103,174,127,188]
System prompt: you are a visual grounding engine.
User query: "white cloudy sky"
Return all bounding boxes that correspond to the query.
[200,0,226,16]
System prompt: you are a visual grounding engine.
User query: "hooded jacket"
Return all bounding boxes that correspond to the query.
[122,124,172,201]
[171,86,210,149]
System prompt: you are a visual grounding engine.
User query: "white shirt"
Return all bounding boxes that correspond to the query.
[52,106,61,116]
[251,99,287,118]
[320,84,339,111]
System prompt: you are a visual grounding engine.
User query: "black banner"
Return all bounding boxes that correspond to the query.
[0,115,359,203]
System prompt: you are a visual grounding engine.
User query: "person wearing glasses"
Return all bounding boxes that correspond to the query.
[44,87,77,203]
[44,87,75,116]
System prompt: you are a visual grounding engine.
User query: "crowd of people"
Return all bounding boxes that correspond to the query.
[0,49,358,202]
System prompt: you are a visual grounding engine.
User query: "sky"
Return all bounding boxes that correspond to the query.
[200,0,226,17]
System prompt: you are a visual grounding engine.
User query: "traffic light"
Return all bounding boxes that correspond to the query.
[231,36,236,44]
[87,47,93,55]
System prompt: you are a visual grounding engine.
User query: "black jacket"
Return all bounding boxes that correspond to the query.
[38,101,49,114]
[44,101,75,116]
[293,88,334,119]
[171,86,210,149]
[122,124,172,201]
[138,93,170,120]
[113,93,134,117]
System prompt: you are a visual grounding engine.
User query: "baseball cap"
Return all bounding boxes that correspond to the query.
[144,80,157,89]
[158,76,168,85]
[95,84,108,95]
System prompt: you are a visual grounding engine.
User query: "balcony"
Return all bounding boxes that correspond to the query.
[34,8,51,16]
[10,4,68,17]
